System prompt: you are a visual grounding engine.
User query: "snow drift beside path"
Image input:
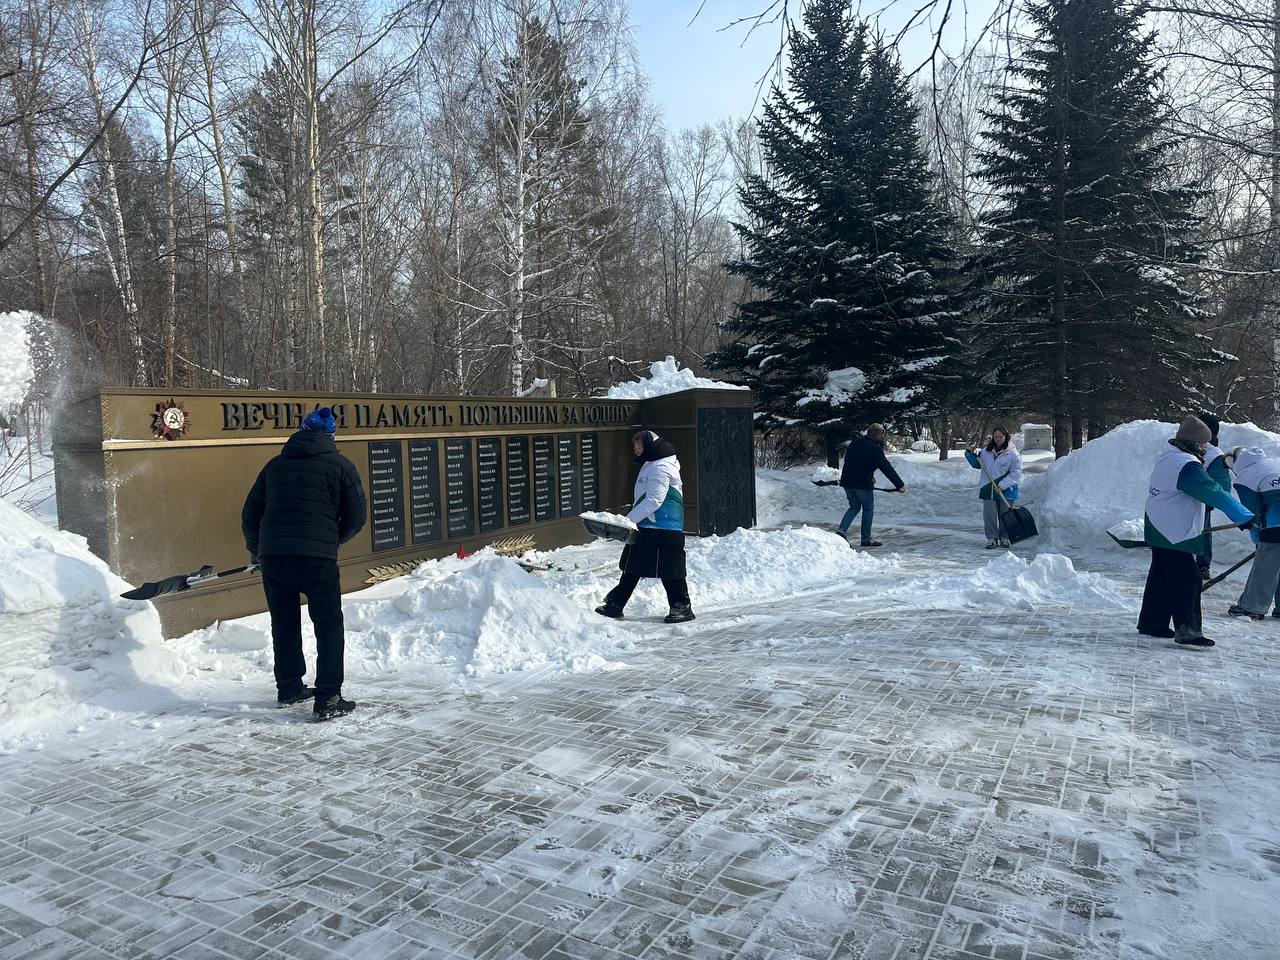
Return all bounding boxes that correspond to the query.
[539,525,898,618]
[1041,419,1280,549]
[0,499,185,748]
[604,356,746,399]
[890,551,1130,611]
[190,552,631,680]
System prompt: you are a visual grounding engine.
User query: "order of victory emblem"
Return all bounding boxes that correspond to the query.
[151,399,190,440]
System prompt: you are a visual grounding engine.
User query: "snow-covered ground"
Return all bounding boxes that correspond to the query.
[2,422,1279,958]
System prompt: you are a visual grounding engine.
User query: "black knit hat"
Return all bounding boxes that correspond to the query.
[1198,412,1221,445]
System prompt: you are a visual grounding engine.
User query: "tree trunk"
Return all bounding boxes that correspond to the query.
[825,432,840,469]
[194,0,251,383]
[82,13,145,385]
[163,58,179,387]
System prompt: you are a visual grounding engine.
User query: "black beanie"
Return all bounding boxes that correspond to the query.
[1198,412,1221,445]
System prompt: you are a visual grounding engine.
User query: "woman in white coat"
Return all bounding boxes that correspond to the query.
[964,426,1024,548]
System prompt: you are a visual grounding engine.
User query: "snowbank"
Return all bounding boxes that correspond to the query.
[189,552,630,680]
[604,356,746,399]
[888,552,1129,611]
[0,311,34,407]
[539,525,898,618]
[1041,419,1280,549]
[0,499,185,747]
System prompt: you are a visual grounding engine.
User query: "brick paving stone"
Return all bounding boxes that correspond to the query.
[2,528,1280,958]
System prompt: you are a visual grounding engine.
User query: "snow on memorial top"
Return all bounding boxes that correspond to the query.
[603,356,747,400]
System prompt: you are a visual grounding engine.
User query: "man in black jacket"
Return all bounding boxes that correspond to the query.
[242,407,367,720]
[837,423,906,547]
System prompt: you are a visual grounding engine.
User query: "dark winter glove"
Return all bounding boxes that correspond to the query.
[1250,526,1261,545]
[1238,516,1257,532]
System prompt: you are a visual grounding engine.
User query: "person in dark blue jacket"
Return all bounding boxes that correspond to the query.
[242,407,367,719]
[836,424,906,548]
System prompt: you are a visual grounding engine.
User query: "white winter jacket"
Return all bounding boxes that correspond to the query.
[626,456,684,530]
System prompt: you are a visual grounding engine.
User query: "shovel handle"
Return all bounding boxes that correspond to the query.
[1201,550,1255,593]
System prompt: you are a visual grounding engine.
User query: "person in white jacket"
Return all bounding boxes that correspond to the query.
[595,431,694,623]
[964,426,1024,548]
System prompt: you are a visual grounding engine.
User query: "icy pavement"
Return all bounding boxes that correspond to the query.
[3,514,1280,959]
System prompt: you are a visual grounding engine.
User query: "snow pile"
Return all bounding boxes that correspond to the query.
[889,452,975,490]
[604,356,746,399]
[890,552,1129,611]
[542,525,896,617]
[0,311,35,407]
[0,499,186,746]
[580,510,637,530]
[191,552,630,680]
[809,465,840,483]
[799,367,865,406]
[910,439,939,453]
[1041,419,1280,548]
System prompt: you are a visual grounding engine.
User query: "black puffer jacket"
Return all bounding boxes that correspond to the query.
[242,430,367,560]
[839,435,904,490]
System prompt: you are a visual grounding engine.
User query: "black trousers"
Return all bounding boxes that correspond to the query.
[1138,546,1202,640]
[605,573,690,611]
[260,555,345,696]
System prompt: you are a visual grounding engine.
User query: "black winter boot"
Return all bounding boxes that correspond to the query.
[860,539,883,548]
[595,603,624,620]
[1228,604,1264,621]
[313,694,356,721]
[664,605,695,624]
[277,684,315,707]
[1175,636,1216,648]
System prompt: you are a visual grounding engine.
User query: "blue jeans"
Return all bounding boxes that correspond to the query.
[839,488,875,542]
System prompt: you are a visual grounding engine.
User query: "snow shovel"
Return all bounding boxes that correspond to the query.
[978,458,1038,543]
[1201,551,1255,593]
[1108,520,1244,550]
[120,562,261,601]
[580,515,639,544]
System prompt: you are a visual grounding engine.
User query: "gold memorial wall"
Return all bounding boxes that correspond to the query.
[54,386,755,637]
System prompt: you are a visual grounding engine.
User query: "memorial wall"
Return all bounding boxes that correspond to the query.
[54,386,754,637]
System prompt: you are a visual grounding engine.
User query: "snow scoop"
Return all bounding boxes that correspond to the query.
[978,458,1038,543]
[120,562,261,601]
[1108,520,1245,550]
[580,515,640,544]
[1201,551,1255,593]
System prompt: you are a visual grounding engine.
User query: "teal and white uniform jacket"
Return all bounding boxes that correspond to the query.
[1144,446,1252,553]
[1232,448,1280,542]
[626,455,684,531]
[1204,442,1232,493]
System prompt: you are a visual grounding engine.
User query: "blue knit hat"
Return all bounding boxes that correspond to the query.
[303,407,337,433]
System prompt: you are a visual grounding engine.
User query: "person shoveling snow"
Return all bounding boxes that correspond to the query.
[1224,447,1280,622]
[594,431,695,624]
[1137,416,1254,649]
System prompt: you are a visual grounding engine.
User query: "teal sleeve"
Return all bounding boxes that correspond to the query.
[964,451,980,469]
[1206,457,1232,493]
[1178,462,1254,524]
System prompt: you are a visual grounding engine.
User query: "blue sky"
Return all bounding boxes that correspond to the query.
[630,0,993,130]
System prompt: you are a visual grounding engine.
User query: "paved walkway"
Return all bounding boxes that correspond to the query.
[3,522,1279,960]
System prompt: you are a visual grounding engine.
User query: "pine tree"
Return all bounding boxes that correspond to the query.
[972,0,1209,456]
[708,0,958,462]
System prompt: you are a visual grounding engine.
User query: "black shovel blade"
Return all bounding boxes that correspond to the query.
[119,564,215,601]
[1107,530,1148,550]
[121,573,193,601]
